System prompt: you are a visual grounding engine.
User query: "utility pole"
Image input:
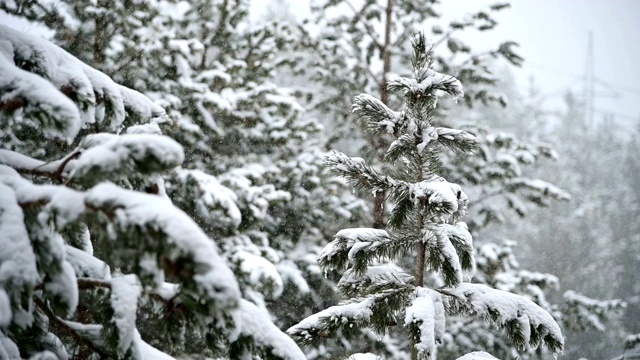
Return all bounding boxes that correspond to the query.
[582,31,595,125]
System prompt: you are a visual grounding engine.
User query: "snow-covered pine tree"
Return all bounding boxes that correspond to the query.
[5,1,367,355]
[0,24,304,359]
[124,0,369,338]
[287,32,563,360]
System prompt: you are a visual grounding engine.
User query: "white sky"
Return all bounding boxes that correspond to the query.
[3,1,639,124]
[451,0,640,124]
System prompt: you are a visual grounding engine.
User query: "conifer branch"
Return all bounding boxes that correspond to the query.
[287,286,413,346]
[353,94,405,137]
[325,151,398,192]
[343,0,384,51]
[35,297,111,359]
[445,283,564,353]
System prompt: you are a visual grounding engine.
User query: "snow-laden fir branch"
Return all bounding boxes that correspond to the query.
[65,245,110,279]
[405,288,445,359]
[234,300,306,360]
[425,226,463,287]
[561,290,625,332]
[318,228,392,274]
[318,228,421,275]
[445,283,564,353]
[84,182,241,308]
[410,179,468,216]
[352,93,406,136]
[338,264,414,298]
[436,128,478,153]
[109,275,142,358]
[0,24,166,135]
[325,151,398,193]
[384,126,477,163]
[70,133,184,185]
[287,286,414,346]
[59,320,174,360]
[388,178,469,230]
[0,55,81,141]
[0,182,40,329]
[388,69,464,102]
[455,352,499,360]
[173,168,242,229]
[439,222,475,275]
[504,178,571,202]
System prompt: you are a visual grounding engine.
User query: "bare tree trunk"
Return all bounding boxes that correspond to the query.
[94,2,105,66]
[372,0,394,229]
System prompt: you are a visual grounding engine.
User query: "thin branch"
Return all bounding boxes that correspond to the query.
[54,151,80,181]
[432,29,454,49]
[472,189,505,206]
[76,277,178,306]
[114,51,144,73]
[76,277,111,290]
[452,51,495,79]
[18,199,50,210]
[433,287,460,298]
[34,297,110,358]
[344,0,383,51]
[0,97,27,112]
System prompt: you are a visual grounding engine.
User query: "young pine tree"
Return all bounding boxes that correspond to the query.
[287,32,563,360]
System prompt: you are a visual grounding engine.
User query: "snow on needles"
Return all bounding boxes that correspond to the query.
[418,68,464,99]
[411,180,467,214]
[65,245,110,279]
[0,183,39,328]
[319,228,391,270]
[111,275,142,357]
[388,69,464,101]
[84,182,241,307]
[233,251,284,298]
[175,168,242,227]
[73,133,184,180]
[0,289,11,327]
[0,23,166,137]
[404,288,445,358]
[456,351,500,360]
[348,354,382,360]
[0,167,86,228]
[287,297,376,339]
[449,283,564,352]
[0,55,81,141]
[237,300,306,360]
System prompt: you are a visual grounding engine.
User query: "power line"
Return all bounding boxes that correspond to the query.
[593,108,639,121]
[526,61,581,78]
[594,77,640,97]
[525,61,640,97]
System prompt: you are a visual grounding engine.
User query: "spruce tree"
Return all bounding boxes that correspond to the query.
[288,32,563,360]
[0,24,305,359]
[4,1,367,355]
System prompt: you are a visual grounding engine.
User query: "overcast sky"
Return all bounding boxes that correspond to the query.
[3,1,639,125]
[452,0,640,124]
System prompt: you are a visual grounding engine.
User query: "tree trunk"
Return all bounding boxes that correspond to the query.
[372,0,394,229]
[93,4,105,66]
